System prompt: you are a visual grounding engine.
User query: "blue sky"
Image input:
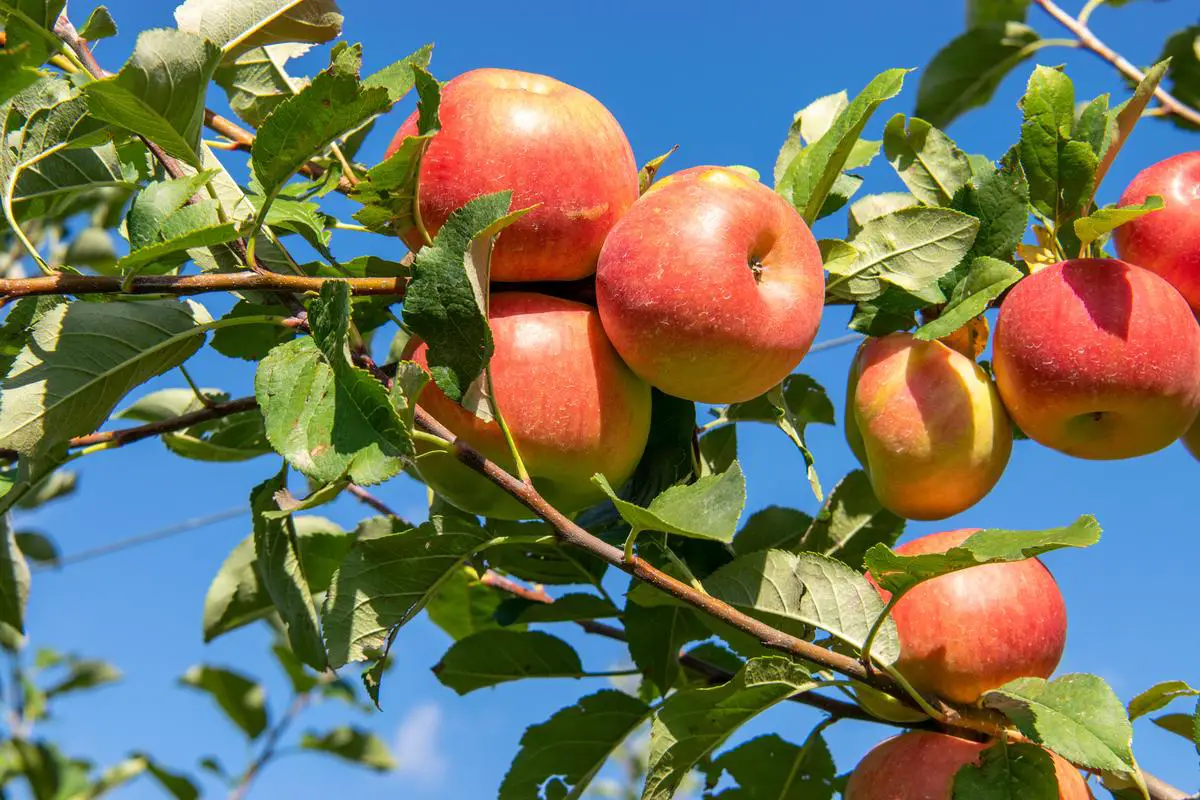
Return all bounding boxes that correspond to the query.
[16,0,1200,797]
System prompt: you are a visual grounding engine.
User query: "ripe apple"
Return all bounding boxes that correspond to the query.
[405,292,652,520]
[1113,152,1200,312]
[594,165,825,404]
[875,528,1067,704]
[845,732,1090,799]
[846,333,1011,520]
[993,259,1200,460]
[388,68,639,283]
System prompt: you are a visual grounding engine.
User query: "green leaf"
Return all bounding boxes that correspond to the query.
[800,470,905,571]
[43,658,120,698]
[0,48,43,108]
[825,207,980,302]
[180,665,268,739]
[82,29,222,167]
[713,375,833,500]
[1151,709,1200,749]
[732,506,814,555]
[704,549,900,663]
[484,532,608,586]
[982,673,1136,777]
[494,593,619,626]
[593,461,746,544]
[118,387,271,463]
[624,599,709,695]
[1093,60,1171,192]
[213,44,310,128]
[952,739,1060,799]
[0,0,66,64]
[300,727,395,771]
[250,468,327,670]
[1128,680,1200,720]
[256,284,411,485]
[120,171,241,275]
[203,514,347,642]
[915,257,1024,340]
[211,300,298,361]
[0,517,29,637]
[1158,28,1200,132]
[14,468,75,509]
[698,426,737,477]
[403,191,524,402]
[425,566,511,640]
[78,6,117,41]
[363,43,434,105]
[782,69,907,223]
[174,0,343,60]
[14,531,58,565]
[500,690,652,800]
[967,0,1030,24]
[849,193,920,236]
[322,513,494,668]
[704,733,837,800]
[433,629,583,695]
[272,642,319,694]
[0,299,212,456]
[866,515,1100,596]
[251,43,389,197]
[643,657,818,800]
[950,149,1030,266]
[883,114,971,206]
[1074,196,1164,252]
[916,23,1040,128]
[349,66,441,235]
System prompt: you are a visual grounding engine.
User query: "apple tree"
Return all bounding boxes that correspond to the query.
[0,0,1196,798]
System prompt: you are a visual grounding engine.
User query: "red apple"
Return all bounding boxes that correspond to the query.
[595,166,824,403]
[406,292,652,520]
[1113,152,1200,312]
[845,732,1090,799]
[876,529,1067,704]
[389,68,639,283]
[993,259,1200,460]
[846,333,1011,520]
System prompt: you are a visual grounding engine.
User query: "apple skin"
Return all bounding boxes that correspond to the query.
[594,166,824,404]
[846,333,1012,521]
[405,292,652,520]
[875,529,1067,705]
[993,259,1200,460]
[389,68,639,283]
[1113,152,1200,312]
[845,732,1091,799]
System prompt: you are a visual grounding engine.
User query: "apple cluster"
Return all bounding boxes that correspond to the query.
[392,67,825,519]
[848,152,1200,523]
[389,66,1199,792]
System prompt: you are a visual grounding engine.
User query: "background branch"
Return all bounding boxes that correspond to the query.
[0,271,407,302]
[1032,0,1200,127]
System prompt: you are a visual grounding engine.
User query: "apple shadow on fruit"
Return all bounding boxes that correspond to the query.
[1063,260,1133,340]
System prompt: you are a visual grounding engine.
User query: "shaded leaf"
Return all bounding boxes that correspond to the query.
[916,23,1040,128]
[82,29,222,167]
[883,114,971,206]
[914,257,1023,340]
[0,299,211,456]
[982,674,1136,777]
[301,727,395,771]
[494,593,619,627]
[624,599,709,695]
[643,657,817,800]
[593,462,745,544]
[433,630,583,695]
[732,506,814,555]
[500,690,652,800]
[180,665,268,739]
[174,0,343,61]
[952,739,1060,799]
[800,470,905,570]
[704,733,837,800]
[425,566,510,640]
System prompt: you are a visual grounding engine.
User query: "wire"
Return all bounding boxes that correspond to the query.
[33,505,248,571]
[809,333,863,353]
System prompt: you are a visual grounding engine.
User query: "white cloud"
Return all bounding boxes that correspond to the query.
[394,702,448,785]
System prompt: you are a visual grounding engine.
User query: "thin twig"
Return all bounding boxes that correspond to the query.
[346,484,400,518]
[229,694,310,800]
[202,111,356,195]
[1032,0,1200,128]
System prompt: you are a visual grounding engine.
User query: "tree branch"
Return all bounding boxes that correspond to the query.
[203,110,357,195]
[0,271,406,302]
[229,693,310,800]
[1032,0,1200,128]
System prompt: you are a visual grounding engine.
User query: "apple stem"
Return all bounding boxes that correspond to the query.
[622,528,641,563]
[860,593,902,673]
[486,367,532,486]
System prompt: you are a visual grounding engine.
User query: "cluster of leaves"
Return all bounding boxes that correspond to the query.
[0,0,1193,799]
